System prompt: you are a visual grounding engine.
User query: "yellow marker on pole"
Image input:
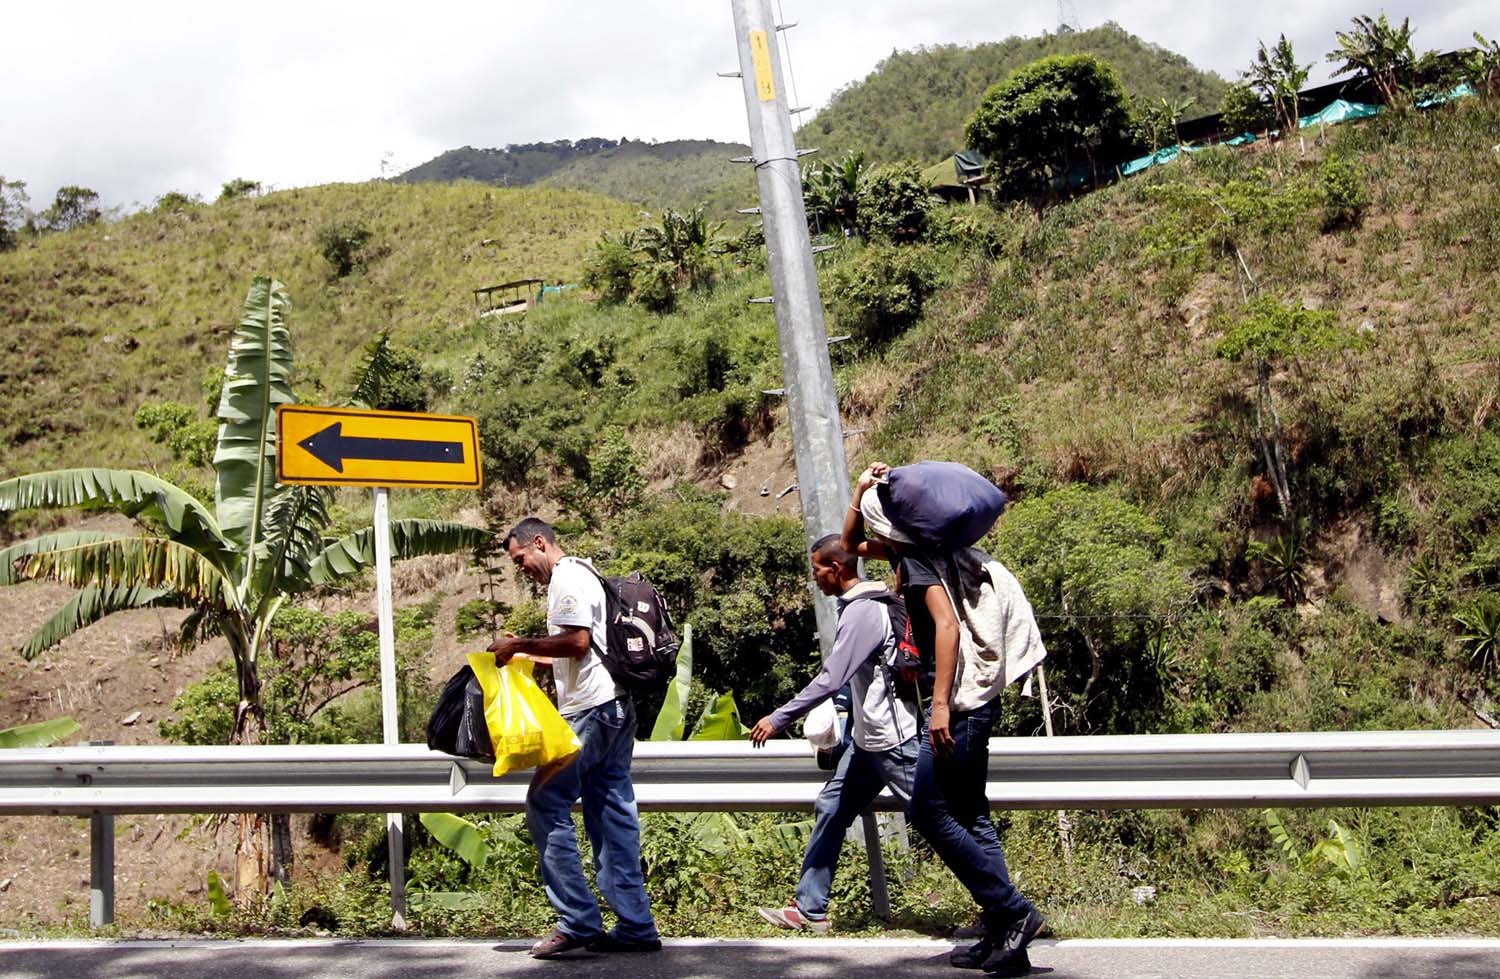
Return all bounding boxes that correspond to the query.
[749,29,777,101]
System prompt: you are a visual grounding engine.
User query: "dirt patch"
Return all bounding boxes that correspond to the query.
[1316,516,1406,623]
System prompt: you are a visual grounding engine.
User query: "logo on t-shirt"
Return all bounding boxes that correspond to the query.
[557,594,578,615]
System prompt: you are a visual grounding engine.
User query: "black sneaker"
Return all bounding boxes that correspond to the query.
[587,932,663,954]
[996,907,1046,955]
[949,937,993,969]
[982,948,1032,977]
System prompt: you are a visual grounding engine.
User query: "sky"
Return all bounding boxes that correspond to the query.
[2,1,1493,212]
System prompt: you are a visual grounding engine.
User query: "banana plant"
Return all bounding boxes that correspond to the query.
[0,278,490,900]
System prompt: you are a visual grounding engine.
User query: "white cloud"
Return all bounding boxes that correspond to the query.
[1,1,1493,210]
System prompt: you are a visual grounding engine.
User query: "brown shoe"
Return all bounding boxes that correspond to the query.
[530,927,595,958]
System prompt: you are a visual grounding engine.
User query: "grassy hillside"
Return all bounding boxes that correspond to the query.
[802,22,1229,164]
[541,139,756,219]
[0,181,640,477]
[400,138,755,220]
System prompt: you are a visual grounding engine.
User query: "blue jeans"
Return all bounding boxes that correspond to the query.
[795,736,919,919]
[908,698,1032,925]
[525,696,658,941]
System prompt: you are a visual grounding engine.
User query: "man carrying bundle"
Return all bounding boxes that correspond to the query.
[842,462,1047,977]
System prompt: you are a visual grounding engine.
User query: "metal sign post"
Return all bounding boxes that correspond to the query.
[275,403,484,930]
[372,487,406,928]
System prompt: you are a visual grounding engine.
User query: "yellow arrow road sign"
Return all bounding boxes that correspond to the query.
[276,405,483,489]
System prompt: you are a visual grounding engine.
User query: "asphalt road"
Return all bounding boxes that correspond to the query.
[1,937,1497,979]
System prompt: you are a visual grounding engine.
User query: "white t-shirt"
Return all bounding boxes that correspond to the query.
[546,556,622,717]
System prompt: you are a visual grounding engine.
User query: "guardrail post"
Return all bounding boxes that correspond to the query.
[89,812,114,928]
[87,740,114,928]
[860,810,891,919]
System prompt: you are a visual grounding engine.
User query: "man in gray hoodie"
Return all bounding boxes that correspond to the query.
[749,533,920,932]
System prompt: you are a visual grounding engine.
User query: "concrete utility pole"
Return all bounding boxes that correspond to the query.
[729,0,848,655]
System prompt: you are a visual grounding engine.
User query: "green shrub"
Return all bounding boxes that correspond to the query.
[218,178,261,201]
[1219,83,1275,136]
[563,428,646,523]
[153,190,201,214]
[317,221,374,278]
[855,161,934,242]
[993,483,1193,733]
[1321,155,1370,231]
[455,599,506,641]
[632,261,678,313]
[134,400,217,468]
[581,234,639,304]
[827,242,940,344]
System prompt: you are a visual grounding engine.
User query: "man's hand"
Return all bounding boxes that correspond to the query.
[928,702,955,757]
[487,636,516,666]
[855,462,890,496]
[749,716,779,748]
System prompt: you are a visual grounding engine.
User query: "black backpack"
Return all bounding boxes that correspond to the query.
[858,591,923,701]
[581,566,681,693]
[426,664,494,760]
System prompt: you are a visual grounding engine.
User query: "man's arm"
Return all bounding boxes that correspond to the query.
[749,602,883,747]
[488,626,590,664]
[841,464,894,562]
[925,584,960,757]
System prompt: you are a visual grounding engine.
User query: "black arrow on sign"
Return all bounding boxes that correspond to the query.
[297,422,465,474]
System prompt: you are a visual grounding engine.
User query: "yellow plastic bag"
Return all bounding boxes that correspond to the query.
[466,653,581,777]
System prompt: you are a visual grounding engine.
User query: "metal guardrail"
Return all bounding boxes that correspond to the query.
[5,730,1500,816]
[6,730,1500,929]
[2,728,1500,815]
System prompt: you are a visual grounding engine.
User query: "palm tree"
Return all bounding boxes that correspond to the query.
[0,277,489,898]
[802,151,866,236]
[1327,14,1417,108]
[635,206,726,291]
[1465,32,1500,99]
[1246,35,1312,136]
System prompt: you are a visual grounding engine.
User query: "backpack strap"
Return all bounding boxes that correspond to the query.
[570,558,618,659]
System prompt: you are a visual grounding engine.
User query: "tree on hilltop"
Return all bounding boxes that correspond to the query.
[44,185,102,232]
[965,54,1135,203]
[0,176,29,250]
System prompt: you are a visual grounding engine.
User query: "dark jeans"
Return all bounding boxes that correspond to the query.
[795,736,919,919]
[908,698,1032,924]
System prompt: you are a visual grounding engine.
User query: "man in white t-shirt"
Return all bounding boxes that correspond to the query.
[487,517,659,958]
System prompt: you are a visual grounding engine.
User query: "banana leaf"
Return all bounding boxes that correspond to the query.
[0,469,234,569]
[19,583,173,660]
[214,277,294,558]
[0,531,125,585]
[0,717,80,748]
[305,520,490,586]
[17,537,232,607]
[689,690,749,740]
[650,622,694,741]
[419,812,491,870]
